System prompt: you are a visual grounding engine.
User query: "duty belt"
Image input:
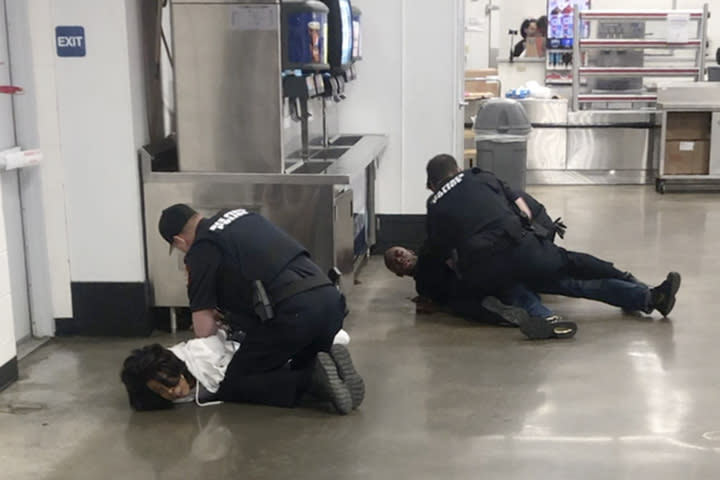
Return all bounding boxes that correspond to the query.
[270,275,333,305]
[253,275,333,323]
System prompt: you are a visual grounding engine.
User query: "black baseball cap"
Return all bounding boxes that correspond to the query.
[158,203,197,253]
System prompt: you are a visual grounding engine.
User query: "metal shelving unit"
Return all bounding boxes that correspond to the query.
[571,6,709,111]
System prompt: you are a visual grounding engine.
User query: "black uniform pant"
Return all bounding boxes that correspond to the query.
[462,232,627,297]
[216,285,344,408]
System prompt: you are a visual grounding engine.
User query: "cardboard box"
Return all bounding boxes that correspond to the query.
[666,112,711,140]
[465,69,499,97]
[664,140,710,175]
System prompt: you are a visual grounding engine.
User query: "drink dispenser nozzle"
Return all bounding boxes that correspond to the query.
[283,73,316,159]
[336,76,346,100]
[323,75,342,103]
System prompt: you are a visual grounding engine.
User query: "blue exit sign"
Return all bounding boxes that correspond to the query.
[55,26,86,57]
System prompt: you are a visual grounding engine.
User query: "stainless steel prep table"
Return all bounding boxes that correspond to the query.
[522,98,657,185]
[141,134,387,307]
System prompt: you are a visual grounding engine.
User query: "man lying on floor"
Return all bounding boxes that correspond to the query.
[420,155,681,339]
[384,243,678,337]
[385,243,579,339]
[384,188,680,339]
[120,329,360,413]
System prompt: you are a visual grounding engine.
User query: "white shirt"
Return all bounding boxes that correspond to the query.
[169,330,239,394]
[168,328,351,396]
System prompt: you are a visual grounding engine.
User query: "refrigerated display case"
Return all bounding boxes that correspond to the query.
[545,0,591,85]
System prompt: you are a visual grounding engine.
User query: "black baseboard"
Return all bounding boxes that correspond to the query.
[373,214,427,254]
[57,282,154,337]
[0,357,18,393]
[152,307,192,333]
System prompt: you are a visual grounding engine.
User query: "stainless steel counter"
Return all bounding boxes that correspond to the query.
[141,134,387,307]
[657,82,720,111]
[520,98,657,184]
[145,134,387,186]
[285,134,387,178]
[520,99,569,171]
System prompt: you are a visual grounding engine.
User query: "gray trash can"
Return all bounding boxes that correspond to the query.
[708,66,720,81]
[474,98,532,191]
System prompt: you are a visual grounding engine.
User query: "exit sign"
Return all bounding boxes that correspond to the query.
[55,26,86,57]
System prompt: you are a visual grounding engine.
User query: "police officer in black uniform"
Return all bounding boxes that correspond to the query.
[384,186,570,330]
[158,204,365,414]
[424,154,682,339]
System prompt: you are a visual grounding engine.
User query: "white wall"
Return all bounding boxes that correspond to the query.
[340,0,462,214]
[3,0,150,338]
[6,0,74,337]
[402,0,461,212]
[338,0,405,212]
[465,0,490,69]
[54,0,147,283]
[0,0,16,365]
[0,185,15,366]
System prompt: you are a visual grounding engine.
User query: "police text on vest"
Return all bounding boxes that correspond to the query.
[430,173,465,205]
[210,209,249,231]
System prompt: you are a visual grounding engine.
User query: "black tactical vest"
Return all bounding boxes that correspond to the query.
[192,209,307,284]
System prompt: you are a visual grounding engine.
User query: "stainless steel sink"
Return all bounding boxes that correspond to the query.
[331,135,363,146]
[286,149,311,159]
[291,161,333,174]
[311,148,349,160]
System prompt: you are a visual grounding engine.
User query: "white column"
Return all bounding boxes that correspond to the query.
[6,0,74,337]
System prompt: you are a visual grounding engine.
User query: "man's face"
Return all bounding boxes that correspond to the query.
[385,247,418,277]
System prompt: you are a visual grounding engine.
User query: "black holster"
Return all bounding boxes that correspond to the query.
[252,280,275,323]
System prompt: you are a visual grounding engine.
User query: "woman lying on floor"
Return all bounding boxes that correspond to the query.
[119,328,356,412]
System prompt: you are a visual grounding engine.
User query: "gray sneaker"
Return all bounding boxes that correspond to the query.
[312,353,353,415]
[330,344,365,409]
[519,315,578,340]
[481,296,530,327]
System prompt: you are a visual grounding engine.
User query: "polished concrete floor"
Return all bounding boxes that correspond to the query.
[2,186,720,479]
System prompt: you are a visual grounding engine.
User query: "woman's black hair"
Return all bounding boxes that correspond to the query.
[120,344,195,411]
[519,18,535,39]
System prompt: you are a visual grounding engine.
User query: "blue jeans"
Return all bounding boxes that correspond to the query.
[540,276,650,312]
[503,277,651,318]
[502,284,554,318]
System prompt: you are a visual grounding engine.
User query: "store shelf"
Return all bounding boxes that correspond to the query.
[579,39,702,49]
[579,10,705,21]
[577,93,657,103]
[571,5,708,112]
[578,67,700,77]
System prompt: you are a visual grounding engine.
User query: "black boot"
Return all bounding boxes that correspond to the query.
[329,345,365,410]
[311,353,353,415]
[649,272,682,317]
